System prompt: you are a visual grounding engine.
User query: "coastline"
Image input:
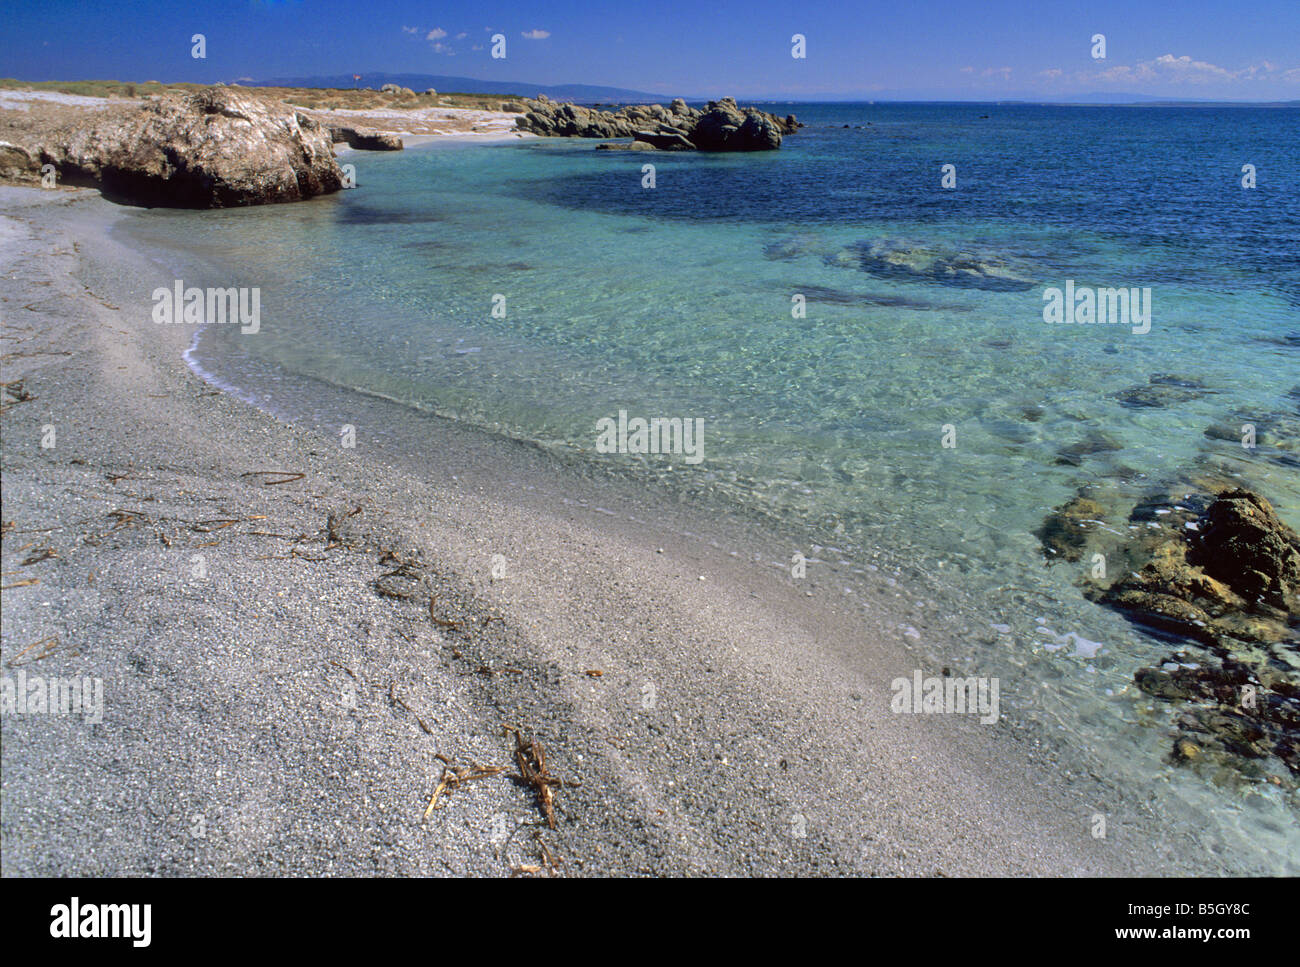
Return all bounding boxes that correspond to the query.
[0,182,1249,876]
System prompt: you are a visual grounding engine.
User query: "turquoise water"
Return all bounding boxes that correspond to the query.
[121,103,1300,870]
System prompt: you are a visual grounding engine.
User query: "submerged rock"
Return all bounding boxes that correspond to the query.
[828,239,1036,292]
[1113,376,1208,409]
[1136,652,1300,784]
[594,140,658,151]
[1037,494,1109,562]
[1053,430,1123,467]
[33,87,343,207]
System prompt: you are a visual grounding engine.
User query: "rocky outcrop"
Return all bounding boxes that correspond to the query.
[31,87,344,207]
[1096,488,1299,648]
[329,126,404,151]
[0,141,37,182]
[1039,480,1300,784]
[514,95,800,151]
[1135,653,1299,781]
[1193,490,1300,610]
[690,97,785,151]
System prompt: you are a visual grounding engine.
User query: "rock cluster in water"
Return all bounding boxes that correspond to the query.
[515,95,800,151]
[1040,480,1300,785]
[9,87,344,207]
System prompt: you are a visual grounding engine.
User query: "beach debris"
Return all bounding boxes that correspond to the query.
[373,559,424,600]
[105,508,145,530]
[428,595,465,631]
[0,378,36,413]
[387,681,433,735]
[325,505,362,547]
[423,757,505,819]
[5,635,60,667]
[503,724,569,829]
[507,828,563,877]
[239,470,305,487]
[19,546,57,566]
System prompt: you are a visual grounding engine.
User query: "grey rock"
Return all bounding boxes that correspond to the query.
[329,126,404,151]
[513,94,793,151]
[34,87,344,207]
[633,129,696,151]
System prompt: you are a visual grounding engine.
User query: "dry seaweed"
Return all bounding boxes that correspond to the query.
[387,681,433,735]
[239,471,306,487]
[5,635,60,667]
[503,725,568,829]
[423,758,506,819]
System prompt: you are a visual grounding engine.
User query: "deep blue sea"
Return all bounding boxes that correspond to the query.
[120,102,1300,870]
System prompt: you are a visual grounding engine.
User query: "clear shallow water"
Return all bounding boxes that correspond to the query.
[121,103,1299,870]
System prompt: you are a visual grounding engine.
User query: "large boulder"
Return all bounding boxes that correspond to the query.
[329,126,403,151]
[0,141,38,182]
[1090,488,1299,648]
[689,97,783,151]
[1191,489,1300,610]
[37,87,344,207]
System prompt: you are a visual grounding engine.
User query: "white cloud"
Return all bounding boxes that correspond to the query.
[456,32,467,39]
[1088,53,1294,87]
[401,26,418,35]
[1152,53,1231,79]
[426,28,447,40]
[1038,68,1063,79]
[521,29,550,40]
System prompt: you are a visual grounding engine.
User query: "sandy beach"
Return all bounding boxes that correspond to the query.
[0,178,1232,877]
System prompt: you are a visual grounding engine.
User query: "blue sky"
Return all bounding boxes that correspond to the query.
[2,0,1298,100]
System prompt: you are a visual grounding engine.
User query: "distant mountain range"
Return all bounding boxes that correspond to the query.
[249,73,669,103]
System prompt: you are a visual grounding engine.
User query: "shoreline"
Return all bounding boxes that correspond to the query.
[0,183,1264,875]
